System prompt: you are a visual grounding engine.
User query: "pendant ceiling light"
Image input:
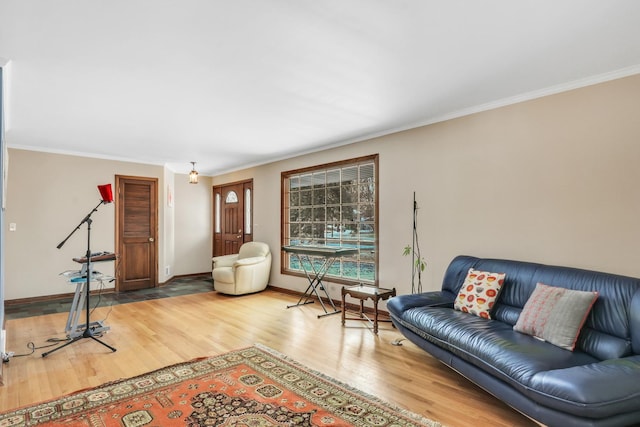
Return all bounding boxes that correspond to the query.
[189,162,198,184]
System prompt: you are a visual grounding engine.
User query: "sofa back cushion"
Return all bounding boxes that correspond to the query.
[238,242,270,259]
[442,256,640,359]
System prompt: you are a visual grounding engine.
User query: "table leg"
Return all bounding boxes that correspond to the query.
[341,288,346,325]
[373,296,379,334]
[285,253,340,317]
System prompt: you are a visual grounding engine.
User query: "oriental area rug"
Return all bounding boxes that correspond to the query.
[0,344,442,427]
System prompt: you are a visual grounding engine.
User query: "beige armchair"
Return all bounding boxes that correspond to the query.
[212,242,272,295]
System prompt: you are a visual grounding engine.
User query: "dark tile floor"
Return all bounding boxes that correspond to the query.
[4,275,214,320]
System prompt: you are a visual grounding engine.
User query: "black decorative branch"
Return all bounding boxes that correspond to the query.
[403,192,426,293]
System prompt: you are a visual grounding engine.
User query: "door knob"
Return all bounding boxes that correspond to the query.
[236,235,242,239]
[149,237,154,242]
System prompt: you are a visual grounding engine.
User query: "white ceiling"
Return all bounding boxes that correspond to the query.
[1,1,640,176]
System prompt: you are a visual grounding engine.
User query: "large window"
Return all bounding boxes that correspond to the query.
[282,154,378,285]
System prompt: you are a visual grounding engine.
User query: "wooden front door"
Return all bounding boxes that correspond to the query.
[213,180,253,256]
[116,176,158,291]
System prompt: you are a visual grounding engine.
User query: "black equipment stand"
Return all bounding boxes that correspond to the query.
[42,200,117,357]
[282,245,359,318]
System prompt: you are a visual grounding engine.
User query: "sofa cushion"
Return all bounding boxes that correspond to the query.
[400,307,598,386]
[454,268,505,319]
[514,283,598,351]
[528,356,640,418]
[577,328,633,361]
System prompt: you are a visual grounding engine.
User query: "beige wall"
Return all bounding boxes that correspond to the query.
[162,167,175,280]
[4,74,639,302]
[214,74,640,302]
[173,174,213,276]
[3,150,213,300]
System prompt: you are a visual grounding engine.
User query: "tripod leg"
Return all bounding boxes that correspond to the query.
[42,335,116,357]
[42,333,116,357]
[89,336,117,352]
[42,337,81,358]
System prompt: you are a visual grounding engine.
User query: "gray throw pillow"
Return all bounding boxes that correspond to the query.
[514,282,598,351]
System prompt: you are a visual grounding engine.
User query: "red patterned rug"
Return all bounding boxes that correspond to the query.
[0,345,442,426]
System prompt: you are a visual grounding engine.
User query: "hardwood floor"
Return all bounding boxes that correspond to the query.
[1,289,536,426]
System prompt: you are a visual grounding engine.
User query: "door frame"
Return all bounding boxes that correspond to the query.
[115,175,159,291]
[213,179,253,257]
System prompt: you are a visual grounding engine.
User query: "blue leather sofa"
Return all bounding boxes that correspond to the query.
[387,255,640,427]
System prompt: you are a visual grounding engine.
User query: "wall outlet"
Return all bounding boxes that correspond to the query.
[165,266,170,276]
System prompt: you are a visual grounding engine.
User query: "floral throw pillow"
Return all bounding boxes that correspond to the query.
[454,268,506,319]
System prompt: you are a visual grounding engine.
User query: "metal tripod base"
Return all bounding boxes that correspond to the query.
[49,200,117,359]
[42,329,116,357]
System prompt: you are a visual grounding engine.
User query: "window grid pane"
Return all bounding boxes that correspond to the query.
[225,191,238,203]
[283,158,377,284]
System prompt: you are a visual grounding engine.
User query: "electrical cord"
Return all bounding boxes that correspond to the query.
[100,301,114,324]
[90,280,104,315]
[91,277,115,325]
[6,338,70,360]
[4,330,105,362]
[3,253,120,363]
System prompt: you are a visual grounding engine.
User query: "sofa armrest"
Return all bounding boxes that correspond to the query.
[212,254,238,268]
[529,355,640,417]
[387,291,456,318]
[234,256,266,267]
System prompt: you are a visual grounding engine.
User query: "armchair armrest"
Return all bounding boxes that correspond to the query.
[234,256,267,267]
[212,254,238,268]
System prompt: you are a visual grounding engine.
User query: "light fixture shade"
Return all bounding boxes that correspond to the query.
[189,162,199,184]
[97,183,114,203]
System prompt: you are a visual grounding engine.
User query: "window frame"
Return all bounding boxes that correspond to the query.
[281,154,379,286]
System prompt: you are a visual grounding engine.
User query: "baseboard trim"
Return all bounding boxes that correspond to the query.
[4,290,99,306]
[266,284,392,317]
[5,278,388,317]
[159,272,211,286]
[6,272,212,306]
